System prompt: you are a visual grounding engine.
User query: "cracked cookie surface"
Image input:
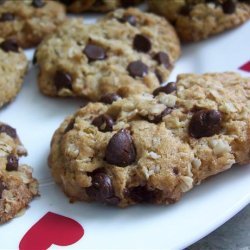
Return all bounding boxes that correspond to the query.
[0,38,28,109]
[0,0,66,48]
[49,72,250,207]
[148,0,250,42]
[0,123,38,223]
[35,8,180,100]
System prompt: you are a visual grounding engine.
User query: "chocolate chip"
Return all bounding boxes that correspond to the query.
[189,109,222,139]
[127,60,148,78]
[133,34,151,53]
[32,50,37,65]
[0,13,15,22]
[0,181,5,199]
[147,107,172,123]
[105,129,136,167]
[32,0,45,8]
[92,114,114,132]
[6,154,18,171]
[86,172,120,205]
[153,52,170,68]
[222,0,236,14]
[121,0,138,7]
[179,5,192,15]
[59,0,72,5]
[0,39,19,53]
[54,71,73,90]
[99,93,121,104]
[128,186,158,203]
[64,119,75,133]
[0,124,17,138]
[83,44,106,62]
[118,15,137,26]
[173,167,179,175]
[153,82,177,96]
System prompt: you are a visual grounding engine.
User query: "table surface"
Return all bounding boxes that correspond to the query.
[189,204,250,250]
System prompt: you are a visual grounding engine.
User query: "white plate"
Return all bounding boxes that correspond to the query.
[0,11,250,250]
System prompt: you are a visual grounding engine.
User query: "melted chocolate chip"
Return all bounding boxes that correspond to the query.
[105,129,136,167]
[118,15,137,26]
[222,0,236,14]
[0,181,5,198]
[0,124,17,138]
[0,13,15,22]
[153,82,177,96]
[128,186,158,203]
[153,52,170,68]
[83,44,106,62]
[147,107,172,123]
[86,172,119,205]
[127,60,148,78]
[133,34,151,53]
[92,114,114,132]
[64,119,75,133]
[54,71,73,90]
[99,93,120,104]
[189,109,222,139]
[0,39,19,53]
[32,0,46,8]
[6,154,18,171]
[179,5,192,15]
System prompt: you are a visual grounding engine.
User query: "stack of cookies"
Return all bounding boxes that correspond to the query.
[0,0,250,223]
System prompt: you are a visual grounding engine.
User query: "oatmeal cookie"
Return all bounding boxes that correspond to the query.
[49,72,250,207]
[0,0,66,48]
[35,8,180,100]
[0,38,28,109]
[148,0,250,42]
[0,123,38,223]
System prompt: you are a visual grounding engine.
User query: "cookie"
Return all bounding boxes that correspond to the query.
[0,38,28,109]
[0,122,38,223]
[58,0,143,13]
[0,0,66,48]
[148,0,250,42]
[35,8,180,100]
[48,72,250,207]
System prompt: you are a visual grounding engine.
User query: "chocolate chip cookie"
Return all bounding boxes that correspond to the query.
[35,8,180,100]
[148,0,250,42]
[0,0,66,48]
[0,38,28,109]
[58,0,143,13]
[49,72,250,207]
[0,123,38,223]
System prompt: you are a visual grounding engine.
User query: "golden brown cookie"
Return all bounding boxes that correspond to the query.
[0,0,66,48]
[35,8,180,100]
[148,0,250,42]
[0,38,28,109]
[0,123,38,223]
[49,72,250,207]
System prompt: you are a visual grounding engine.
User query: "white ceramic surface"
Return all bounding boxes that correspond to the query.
[0,12,250,250]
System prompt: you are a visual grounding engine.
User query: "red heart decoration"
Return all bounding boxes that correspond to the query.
[19,212,84,250]
[239,61,250,72]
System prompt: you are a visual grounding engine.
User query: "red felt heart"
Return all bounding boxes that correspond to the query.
[239,61,250,72]
[19,212,84,250]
